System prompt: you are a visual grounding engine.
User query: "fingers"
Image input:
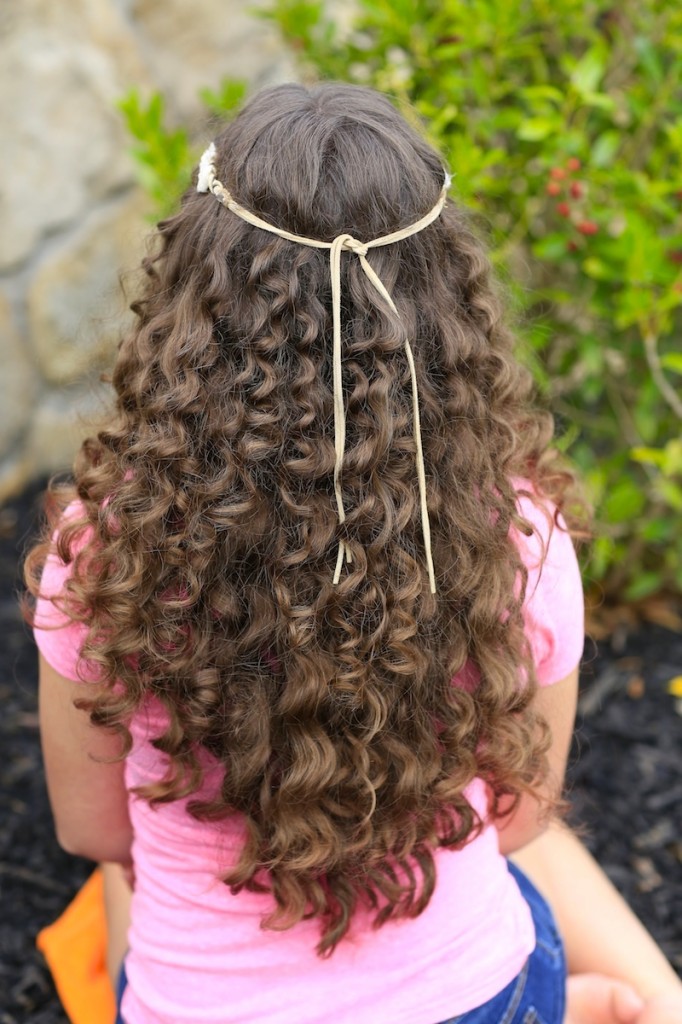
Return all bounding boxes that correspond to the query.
[566,973,645,1024]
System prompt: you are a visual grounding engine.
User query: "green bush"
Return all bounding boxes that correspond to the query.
[118,80,246,219]
[118,0,682,602]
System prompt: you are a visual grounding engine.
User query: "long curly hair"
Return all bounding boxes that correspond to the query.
[25,83,586,955]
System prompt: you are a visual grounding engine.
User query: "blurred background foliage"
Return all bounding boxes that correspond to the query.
[119,0,682,606]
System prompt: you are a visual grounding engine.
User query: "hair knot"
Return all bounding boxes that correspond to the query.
[340,235,369,257]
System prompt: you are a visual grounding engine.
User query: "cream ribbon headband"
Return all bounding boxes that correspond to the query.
[198,142,451,595]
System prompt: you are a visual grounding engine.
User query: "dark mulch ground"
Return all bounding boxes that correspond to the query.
[1,482,680,1023]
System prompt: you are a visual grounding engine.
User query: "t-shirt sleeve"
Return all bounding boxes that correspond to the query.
[32,503,96,683]
[515,490,585,686]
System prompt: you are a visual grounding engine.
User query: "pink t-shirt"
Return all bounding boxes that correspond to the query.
[34,489,584,1024]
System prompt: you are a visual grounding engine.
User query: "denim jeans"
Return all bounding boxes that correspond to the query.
[114,863,565,1024]
[437,862,566,1024]
[114,962,127,1024]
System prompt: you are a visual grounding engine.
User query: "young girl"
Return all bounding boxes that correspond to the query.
[27,83,681,1024]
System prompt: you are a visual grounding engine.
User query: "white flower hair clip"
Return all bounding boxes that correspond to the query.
[197,142,217,193]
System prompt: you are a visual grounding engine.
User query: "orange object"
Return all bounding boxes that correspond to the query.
[36,869,115,1024]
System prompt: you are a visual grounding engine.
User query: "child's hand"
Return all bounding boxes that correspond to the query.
[566,976,682,1024]
[566,974,645,1024]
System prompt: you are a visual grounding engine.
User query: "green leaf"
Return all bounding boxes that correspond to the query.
[603,479,646,523]
[663,439,682,476]
[631,446,666,468]
[199,78,247,117]
[579,91,616,112]
[661,352,682,374]
[516,117,558,141]
[624,572,663,601]
[519,85,564,105]
[117,89,192,219]
[589,535,616,580]
[657,479,682,512]
[570,46,606,95]
[591,130,621,168]
[641,517,673,542]
[532,236,570,261]
[260,0,323,38]
[582,257,612,281]
[634,35,664,84]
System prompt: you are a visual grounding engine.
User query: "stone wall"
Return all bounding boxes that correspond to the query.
[0,0,294,501]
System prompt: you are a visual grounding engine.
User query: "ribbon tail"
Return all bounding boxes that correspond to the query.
[358,253,436,595]
[357,254,399,316]
[404,338,437,595]
[330,236,349,585]
[333,541,345,585]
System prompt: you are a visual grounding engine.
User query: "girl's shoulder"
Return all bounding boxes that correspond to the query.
[32,498,96,683]
[511,478,585,686]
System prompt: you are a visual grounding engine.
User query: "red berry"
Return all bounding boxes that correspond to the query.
[546,182,562,196]
[577,220,598,235]
[667,250,682,264]
[570,181,583,199]
[550,167,567,180]
[567,240,579,252]
[567,158,581,172]
[556,202,571,217]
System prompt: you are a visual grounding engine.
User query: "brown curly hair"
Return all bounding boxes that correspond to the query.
[25,83,586,955]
